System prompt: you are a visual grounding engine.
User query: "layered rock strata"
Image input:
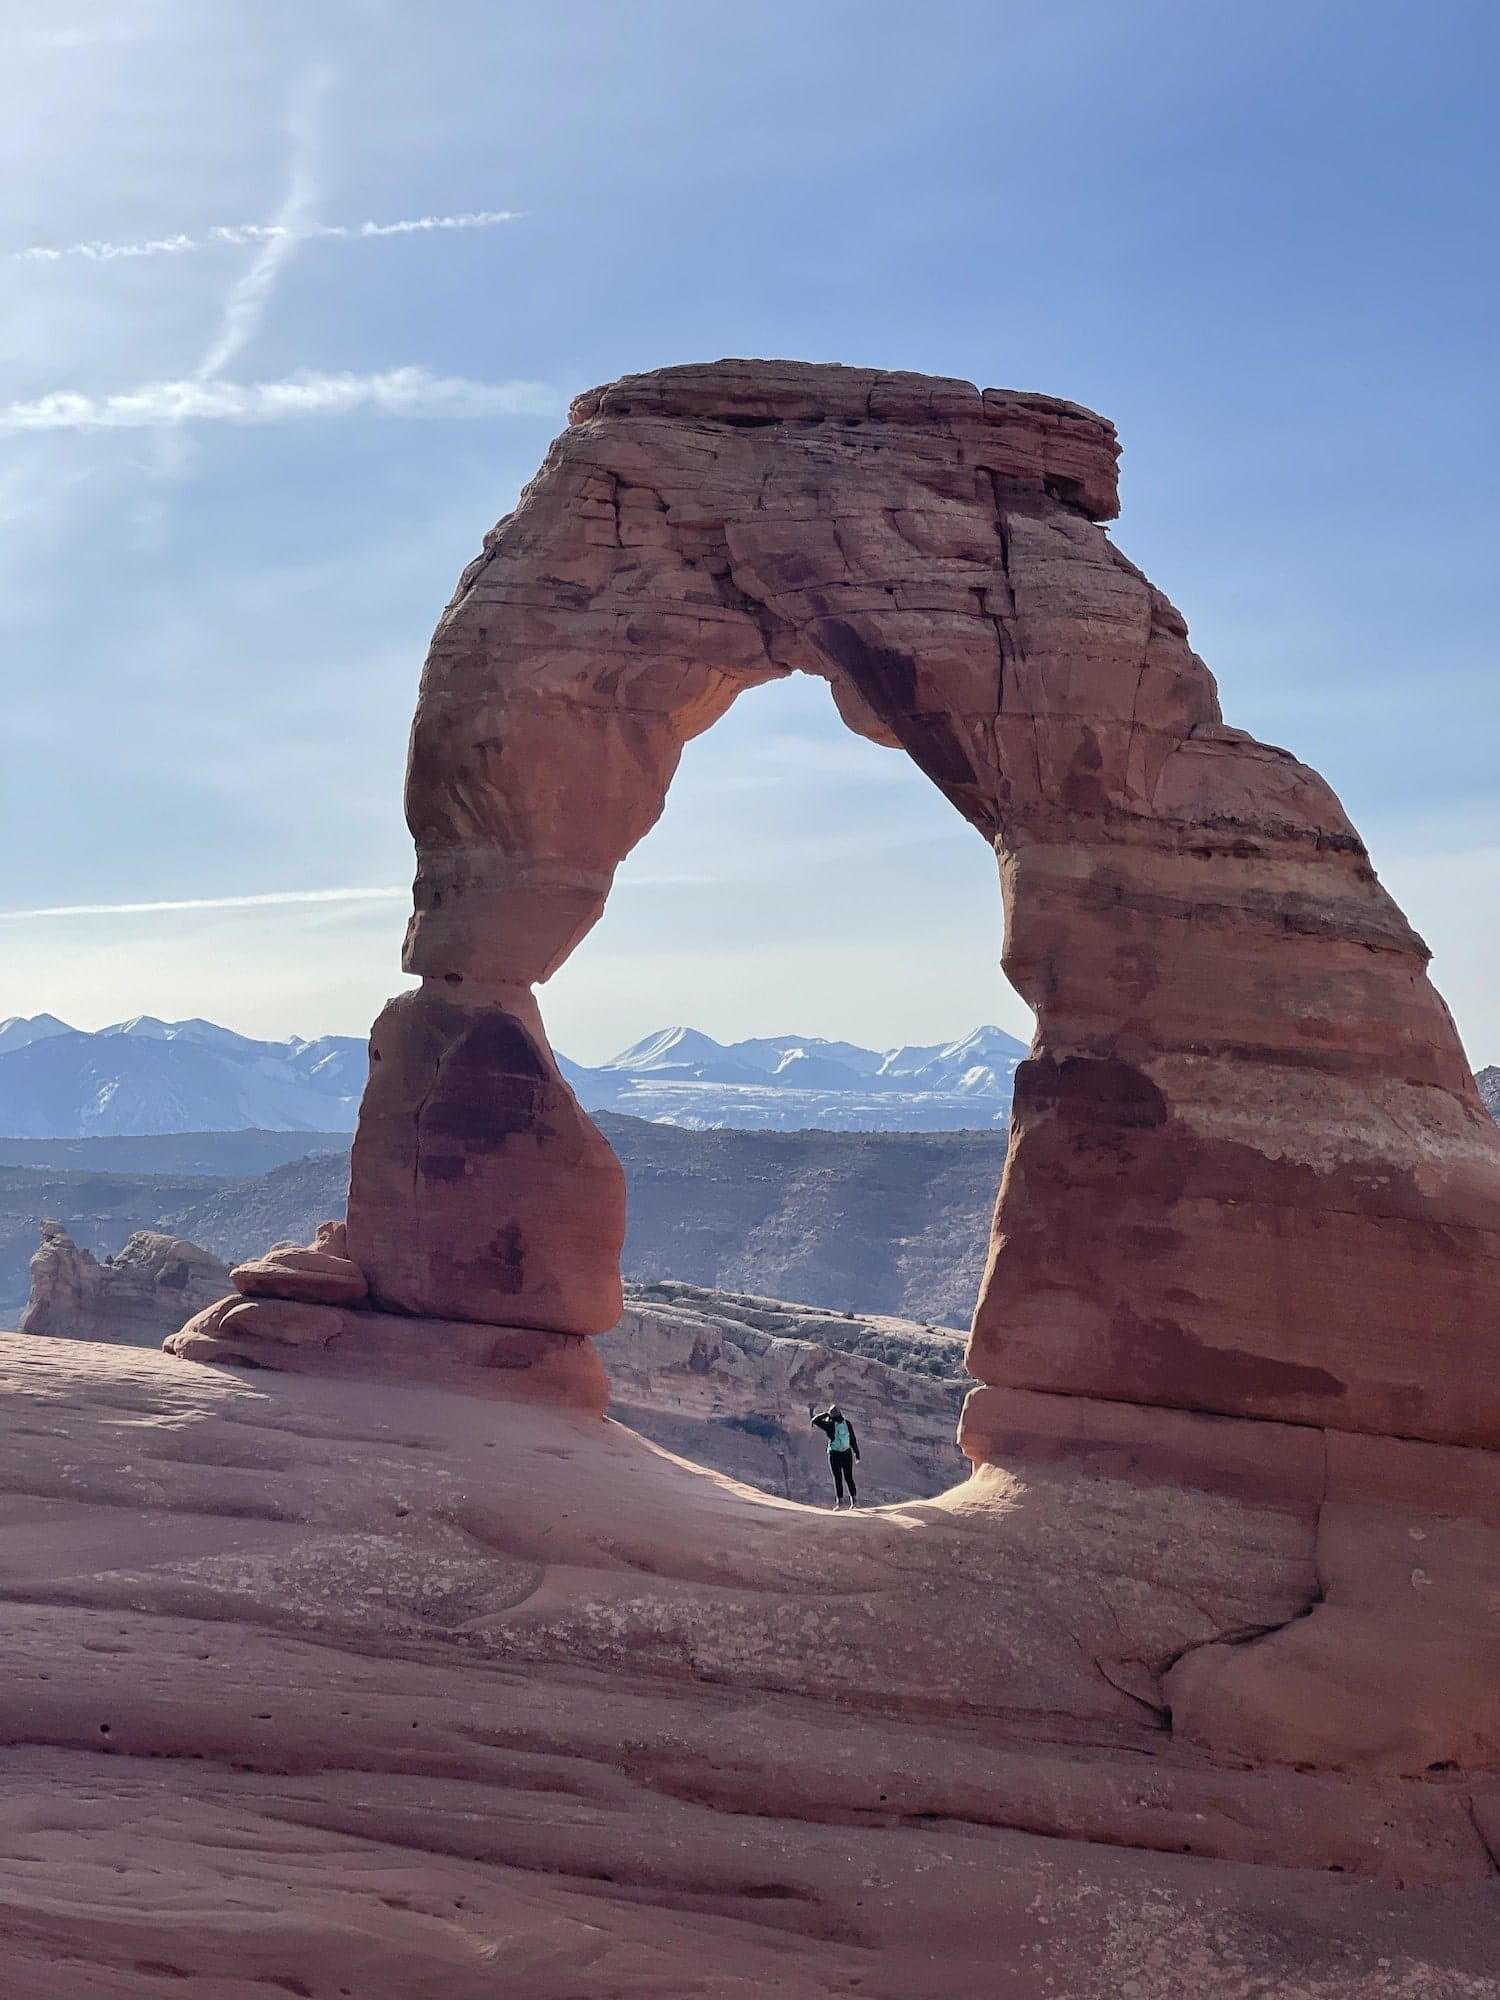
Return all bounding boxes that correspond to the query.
[198,356,1497,1442]
[22,1221,231,1347]
[9,1335,1500,1997]
[168,1213,606,1412]
[229,1218,368,1306]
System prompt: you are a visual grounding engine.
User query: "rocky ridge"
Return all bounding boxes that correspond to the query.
[18,1222,230,1347]
[0,1117,1010,1326]
[602,1279,968,1502]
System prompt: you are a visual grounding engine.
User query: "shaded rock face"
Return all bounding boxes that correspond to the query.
[22,1222,230,1347]
[317,355,1497,1440]
[603,1282,968,1503]
[351,988,624,1334]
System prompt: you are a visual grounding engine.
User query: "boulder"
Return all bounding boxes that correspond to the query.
[231,1219,369,1307]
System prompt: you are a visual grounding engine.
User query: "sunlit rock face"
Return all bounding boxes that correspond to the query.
[140,364,1500,1953]
[317,356,1497,1442]
[22,1222,231,1347]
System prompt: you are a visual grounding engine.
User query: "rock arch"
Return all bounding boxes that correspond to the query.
[176,360,1500,1454]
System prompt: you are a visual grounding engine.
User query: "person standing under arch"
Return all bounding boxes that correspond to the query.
[809,1403,860,1509]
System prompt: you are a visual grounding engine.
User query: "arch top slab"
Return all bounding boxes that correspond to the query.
[401,358,1140,992]
[233,355,1494,1452]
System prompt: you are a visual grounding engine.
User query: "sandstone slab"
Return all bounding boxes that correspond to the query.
[165,1294,608,1413]
[231,1220,368,1307]
[5,1336,1499,1998]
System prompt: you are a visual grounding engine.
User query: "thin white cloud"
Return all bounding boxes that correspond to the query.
[0,366,556,434]
[0,887,409,922]
[14,210,522,265]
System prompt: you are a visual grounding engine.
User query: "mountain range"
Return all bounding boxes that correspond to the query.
[0,1016,369,1139]
[0,1015,1029,1139]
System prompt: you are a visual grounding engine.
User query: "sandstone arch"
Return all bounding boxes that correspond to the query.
[177,359,1500,1456]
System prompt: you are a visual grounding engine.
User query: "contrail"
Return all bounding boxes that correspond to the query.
[0,366,557,435]
[15,210,522,265]
[193,69,327,386]
[0,887,409,922]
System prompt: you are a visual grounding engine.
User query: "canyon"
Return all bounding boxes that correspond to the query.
[0,1117,1010,1327]
[18,1224,967,1505]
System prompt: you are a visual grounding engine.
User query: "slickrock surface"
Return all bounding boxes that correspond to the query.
[3,1335,1498,1999]
[19,1221,231,1347]
[46,1223,963,1501]
[603,1281,968,1501]
[288,355,1494,1442]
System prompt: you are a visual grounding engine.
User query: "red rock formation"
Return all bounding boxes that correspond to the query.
[10,1332,1500,1995]
[230,1219,368,1307]
[194,356,1495,1444]
[81,362,1500,1978]
[22,1221,231,1347]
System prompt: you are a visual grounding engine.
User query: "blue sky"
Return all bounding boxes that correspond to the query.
[2,0,1496,1066]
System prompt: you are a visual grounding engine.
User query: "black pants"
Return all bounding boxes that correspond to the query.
[829,1449,857,1502]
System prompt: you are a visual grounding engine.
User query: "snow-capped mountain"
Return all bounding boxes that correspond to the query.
[561,1024,1030,1131]
[0,1015,1030,1138]
[0,1013,72,1056]
[729,1035,888,1079]
[0,1017,368,1138]
[592,1026,765,1086]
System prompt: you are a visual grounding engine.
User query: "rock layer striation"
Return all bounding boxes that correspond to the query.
[197,356,1497,1446]
[23,1221,231,1347]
